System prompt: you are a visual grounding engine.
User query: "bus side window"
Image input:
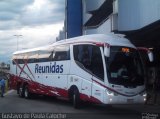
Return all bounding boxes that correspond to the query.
[28,51,39,63]
[81,45,91,69]
[38,50,52,62]
[52,45,70,61]
[73,45,91,70]
[12,55,17,64]
[49,51,54,61]
[12,60,15,65]
[73,45,104,81]
[16,54,25,64]
[91,46,104,81]
[73,45,81,62]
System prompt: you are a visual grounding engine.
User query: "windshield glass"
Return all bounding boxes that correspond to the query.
[106,46,144,88]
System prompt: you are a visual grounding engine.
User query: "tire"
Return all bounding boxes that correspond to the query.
[19,86,24,98]
[72,89,80,109]
[24,85,32,99]
[17,85,20,94]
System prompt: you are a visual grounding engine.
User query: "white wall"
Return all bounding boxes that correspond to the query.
[140,0,160,28]
[85,28,97,35]
[97,18,112,34]
[118,0,141,31]
[118,0,160,31]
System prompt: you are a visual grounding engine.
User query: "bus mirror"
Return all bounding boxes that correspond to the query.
[104,46,110,57]
[148,51,153,62]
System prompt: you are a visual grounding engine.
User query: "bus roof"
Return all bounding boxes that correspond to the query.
[13,34,135,55]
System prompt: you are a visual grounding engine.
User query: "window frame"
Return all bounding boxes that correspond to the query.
[73,44,105,81]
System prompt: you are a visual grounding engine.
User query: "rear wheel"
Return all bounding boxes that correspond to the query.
[24,85,32,99]
[19,86,24,98]
[17,85,20,94]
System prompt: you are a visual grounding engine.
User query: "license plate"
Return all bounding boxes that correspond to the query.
[127,99,134,103]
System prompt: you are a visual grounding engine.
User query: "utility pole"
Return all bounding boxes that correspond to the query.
[14,35,23,50]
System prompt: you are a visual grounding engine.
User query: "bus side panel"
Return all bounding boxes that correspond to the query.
[92,76,105,104]
[9,63,18,90]
[9,75,18,90]
[81,79,92,101]
[68,60,92,101]
[28,61,70,97]
[53,60,70,97]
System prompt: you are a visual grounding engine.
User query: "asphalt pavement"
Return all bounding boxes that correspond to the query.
[0,90,160,119]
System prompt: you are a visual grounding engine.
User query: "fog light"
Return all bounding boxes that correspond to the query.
[144,98,146,101]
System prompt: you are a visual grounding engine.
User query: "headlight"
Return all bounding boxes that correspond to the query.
[140,92,147,97]
[106,89,114,96]
[143,93,147,97]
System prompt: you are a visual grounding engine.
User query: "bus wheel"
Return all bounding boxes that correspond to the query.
[72,89,80,109]
[24,85,31,99]
[17,85,20,94]
[19,86,24,98]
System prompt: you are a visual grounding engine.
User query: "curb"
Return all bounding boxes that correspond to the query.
[4,90,14,96]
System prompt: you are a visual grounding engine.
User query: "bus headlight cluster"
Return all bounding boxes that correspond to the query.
[143,93,147,97]
[107,91,114,96]
[140,92,147,97]
[106,89,117,96]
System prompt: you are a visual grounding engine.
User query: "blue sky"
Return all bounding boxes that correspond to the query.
[0,0,65,63]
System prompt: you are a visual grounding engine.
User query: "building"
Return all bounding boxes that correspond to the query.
[57,0,160,63]
[83,0,160,48]
[56,27,66,41]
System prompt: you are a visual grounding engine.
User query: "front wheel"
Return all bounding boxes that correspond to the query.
[72,89,81,109]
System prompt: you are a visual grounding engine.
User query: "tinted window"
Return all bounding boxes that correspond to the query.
[38,50,51,62]
[28,51,39,63]
[52,45,70,61]
[12,45,70,64]
[12,52,37,64]
[12,54,25,64]
[106,46,144,87]
[91,46,104,80]
[73,45,104,80]
[12,55,17,64]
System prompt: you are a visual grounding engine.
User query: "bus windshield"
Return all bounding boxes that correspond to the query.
[106,46,144,88]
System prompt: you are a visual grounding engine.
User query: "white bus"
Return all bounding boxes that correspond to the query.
[9,34,152,108]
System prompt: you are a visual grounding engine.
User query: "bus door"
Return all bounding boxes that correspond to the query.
[91,46,105,103]
[73,44,105,102]
[73,44,92,100]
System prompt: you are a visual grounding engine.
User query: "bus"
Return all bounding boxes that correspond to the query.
[9,34,152,108]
